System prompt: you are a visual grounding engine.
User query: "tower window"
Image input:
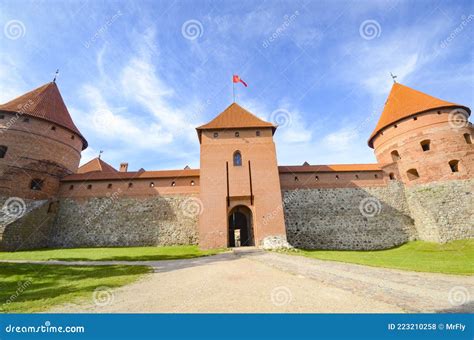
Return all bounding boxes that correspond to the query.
[391,150,400,162]
[107,183,112,189]
[87,184,92,190]
[464,133,472,144]
[0,114,4,119]
[413,116,418,121]
[294,176,299,182]
[71,135,75,140]
[51,126,56,131]
[256,130,261,136]
[213,132,218,138]
[30,179,43,191]
[449,160,459,173]
[171,181,176,187]
[420,140,430,151]
[69,185,74,190]
[0,145,7,158]
[394,124,398,128]
[374,174,378,178]
[335,175,339,180]
[190,180,195,186]
[389,173,395,180]
[406,169,419,181]
[315,175,319,181]
[233,151,242,166]
[235,131,240,137]
[355,174,359,179]
[150,182,155,188]
[23,117,30,123]
[128,182,133,188]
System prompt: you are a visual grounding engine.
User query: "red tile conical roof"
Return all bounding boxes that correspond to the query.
[0,82,87,149]
[368,83,470,148]
[196,103,276,140]
[77,157,117,174]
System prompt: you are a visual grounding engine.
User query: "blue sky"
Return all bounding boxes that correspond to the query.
[1,0,473,171]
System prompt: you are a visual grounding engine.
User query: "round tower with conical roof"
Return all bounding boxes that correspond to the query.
[0,82,87,199]
[369,83,473,185]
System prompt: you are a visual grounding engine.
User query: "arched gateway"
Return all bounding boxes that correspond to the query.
[228,205,254,247]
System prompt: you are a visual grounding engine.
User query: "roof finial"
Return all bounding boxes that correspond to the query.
[98,150,103,159]
[390,72,397,83]
[53,69,59,83]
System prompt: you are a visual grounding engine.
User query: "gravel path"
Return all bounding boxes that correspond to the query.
[12,248,471,313]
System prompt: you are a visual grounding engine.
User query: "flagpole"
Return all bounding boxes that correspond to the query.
[232,74,235,102]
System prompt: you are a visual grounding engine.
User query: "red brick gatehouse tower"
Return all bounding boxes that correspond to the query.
[196,103,287,248]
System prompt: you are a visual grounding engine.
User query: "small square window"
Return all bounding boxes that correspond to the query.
[128,182,133,188]
[256,131,261,136]
[51,126,56,131]
[30,179,43,191]
[413,116,418,121]
[87,184,92,190]
[150,182,155,187]
[213,132,218,138]
[235,132,240,137]
[71,135,75,140]
[107,183,112,189]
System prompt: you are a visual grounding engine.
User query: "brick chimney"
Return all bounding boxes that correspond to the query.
[119,162,128,172]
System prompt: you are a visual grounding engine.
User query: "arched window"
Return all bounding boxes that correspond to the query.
[391,150,400,162]
[107,183,112,189]
[233,151,242,166]
[128,182,133,188]
[464,133,472,144]
[87,184,92,190]
[406,169,419,181]
[150,182,155,188]
[294,176,299,182]
[0,145,7,158]
[171,181,176,187]
[30,179,43,191]
[449,160,459,173]
[420,140,430,151]
[235,131,240,137]
[389,173,395,180]
[190,180,195,186]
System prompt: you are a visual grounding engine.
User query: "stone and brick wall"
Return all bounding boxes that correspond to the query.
[50,194,200,248]
[282,181,417,250]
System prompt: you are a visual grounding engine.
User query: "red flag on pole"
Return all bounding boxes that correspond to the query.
[233,75,248,87]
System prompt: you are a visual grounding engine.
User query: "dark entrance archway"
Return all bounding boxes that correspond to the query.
[228,205,254,247]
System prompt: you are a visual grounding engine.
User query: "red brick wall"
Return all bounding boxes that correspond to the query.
[0,112,83,199]
[372,108,473,185]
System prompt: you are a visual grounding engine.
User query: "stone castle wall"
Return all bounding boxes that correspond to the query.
[282,181,417,250]
[404,179,473,243]
[50,194,199,248]
[0,198,58,251]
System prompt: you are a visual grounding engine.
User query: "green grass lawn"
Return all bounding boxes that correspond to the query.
[0,245,225,262]
[0,263,150,313]
[287,240,474,275]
